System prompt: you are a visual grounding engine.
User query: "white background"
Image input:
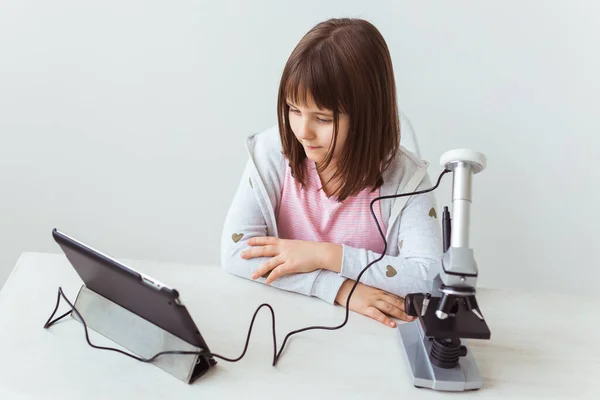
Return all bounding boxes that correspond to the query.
[1,0,598,295]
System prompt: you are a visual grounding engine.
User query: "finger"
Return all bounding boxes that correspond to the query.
[364,306,397,328]
[378,292,413,317]
[240,245,279,259]
[246,237,278,246]
[381,293,406,312]
[264,263,293,285]
[383,294,416,321]
[251,256,283,280]
[374,300,414,322]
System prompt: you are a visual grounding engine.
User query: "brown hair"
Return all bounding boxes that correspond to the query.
[277,18,400,202]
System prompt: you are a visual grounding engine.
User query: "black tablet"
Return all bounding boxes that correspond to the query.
[52,228,217,379]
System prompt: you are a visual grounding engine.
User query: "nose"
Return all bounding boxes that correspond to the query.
[296,118,316,141]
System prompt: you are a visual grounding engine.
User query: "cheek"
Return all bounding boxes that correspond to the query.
[333,120,350,153]
[335,132,348,150]
[330,129,348,155]
[288,113,300,136]
[318,126,334,147]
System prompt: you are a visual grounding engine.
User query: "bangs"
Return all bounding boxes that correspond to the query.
[283,49,347,114]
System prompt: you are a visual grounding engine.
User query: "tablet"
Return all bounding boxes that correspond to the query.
[52,228,217,375]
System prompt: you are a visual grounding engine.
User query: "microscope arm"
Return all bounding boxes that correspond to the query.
[422,150,488,321]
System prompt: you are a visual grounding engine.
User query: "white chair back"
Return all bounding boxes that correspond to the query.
[399,110,421,158]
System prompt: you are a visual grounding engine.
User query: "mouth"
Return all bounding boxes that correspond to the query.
[304,145,322,150]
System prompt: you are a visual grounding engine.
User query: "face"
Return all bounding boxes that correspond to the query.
[286,94,349,166]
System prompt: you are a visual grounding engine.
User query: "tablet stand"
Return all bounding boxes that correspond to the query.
[68,285,211,384]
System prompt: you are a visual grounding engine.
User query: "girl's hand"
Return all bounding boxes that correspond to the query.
[240,237,341,284]
[335,280,415,328]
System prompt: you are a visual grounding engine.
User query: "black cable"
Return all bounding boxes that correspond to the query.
[271,168,451,364]
[44,168,451,366]
[44,288,274,363]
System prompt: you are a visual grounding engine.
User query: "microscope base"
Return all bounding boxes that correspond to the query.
[398,321,483,391]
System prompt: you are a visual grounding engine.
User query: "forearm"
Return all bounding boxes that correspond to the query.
[333,278,357,306]
[222,234,346,303]
[309,239,436,298]
[337,245,434,297]
[320,242,343,273]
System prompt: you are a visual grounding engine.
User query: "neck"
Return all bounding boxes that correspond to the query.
[316,163,340,197]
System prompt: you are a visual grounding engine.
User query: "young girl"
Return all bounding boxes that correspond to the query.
[221,18,441,328]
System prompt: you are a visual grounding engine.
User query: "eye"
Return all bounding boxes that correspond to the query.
[317,117,332,123]
[289,108,301,114]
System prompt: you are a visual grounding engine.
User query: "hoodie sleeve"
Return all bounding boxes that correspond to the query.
[337,173,443,297]
[221,158,347,304]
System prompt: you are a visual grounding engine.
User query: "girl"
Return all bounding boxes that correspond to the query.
[221,18,441,328]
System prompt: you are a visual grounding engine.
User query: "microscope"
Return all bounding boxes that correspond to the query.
[398,149,491,391]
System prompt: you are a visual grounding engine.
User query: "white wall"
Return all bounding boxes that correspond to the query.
[1,1,598,296]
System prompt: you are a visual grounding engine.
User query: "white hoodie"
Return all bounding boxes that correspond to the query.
[221,117,442,304]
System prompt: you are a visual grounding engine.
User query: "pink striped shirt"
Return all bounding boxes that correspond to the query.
[276,158,386,254]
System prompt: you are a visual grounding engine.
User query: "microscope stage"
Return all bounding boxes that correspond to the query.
[411,294,491,340]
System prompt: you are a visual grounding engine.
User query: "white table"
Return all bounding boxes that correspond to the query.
[1,252,598,399]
